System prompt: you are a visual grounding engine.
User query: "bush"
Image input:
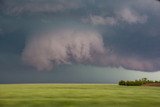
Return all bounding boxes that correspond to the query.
[118,78,158,86]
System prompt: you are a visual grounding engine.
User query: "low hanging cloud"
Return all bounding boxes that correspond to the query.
[22,29,160,71]
[22,28,106,70]
[22,27,160,72]
[98,54,160,72]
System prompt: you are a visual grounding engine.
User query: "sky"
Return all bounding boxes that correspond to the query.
[0,0,160,83]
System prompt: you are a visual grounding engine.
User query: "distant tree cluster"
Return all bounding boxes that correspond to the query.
[119,78,160,86]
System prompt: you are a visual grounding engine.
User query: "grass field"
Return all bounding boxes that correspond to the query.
[0,84,160,107]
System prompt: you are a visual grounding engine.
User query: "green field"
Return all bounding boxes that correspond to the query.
[0,84,160,107]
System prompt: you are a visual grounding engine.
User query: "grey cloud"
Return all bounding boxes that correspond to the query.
[117,8,147,24]
[82,15,117,26]
[97,53,160,72]
[1,0,82,15]
[82,8,147,26]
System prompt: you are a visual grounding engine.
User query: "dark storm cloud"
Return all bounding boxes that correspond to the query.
[1,0,160,72]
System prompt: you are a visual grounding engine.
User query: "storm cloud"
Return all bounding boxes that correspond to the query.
[1,0,160,72]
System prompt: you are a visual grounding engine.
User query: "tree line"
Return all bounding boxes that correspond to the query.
[119,78,160,86]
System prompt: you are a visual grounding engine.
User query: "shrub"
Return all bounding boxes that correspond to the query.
[118,78,160,86]
[119,80,125,85]
[155,81,159,83]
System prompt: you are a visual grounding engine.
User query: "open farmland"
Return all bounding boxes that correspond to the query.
[0,84,160,107]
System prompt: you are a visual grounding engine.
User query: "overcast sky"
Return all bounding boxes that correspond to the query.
[0,0,160,83]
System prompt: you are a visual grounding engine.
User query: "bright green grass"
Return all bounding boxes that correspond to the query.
[0,84,160,107]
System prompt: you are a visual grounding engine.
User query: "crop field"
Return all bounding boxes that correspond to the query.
[0,84,160,107]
